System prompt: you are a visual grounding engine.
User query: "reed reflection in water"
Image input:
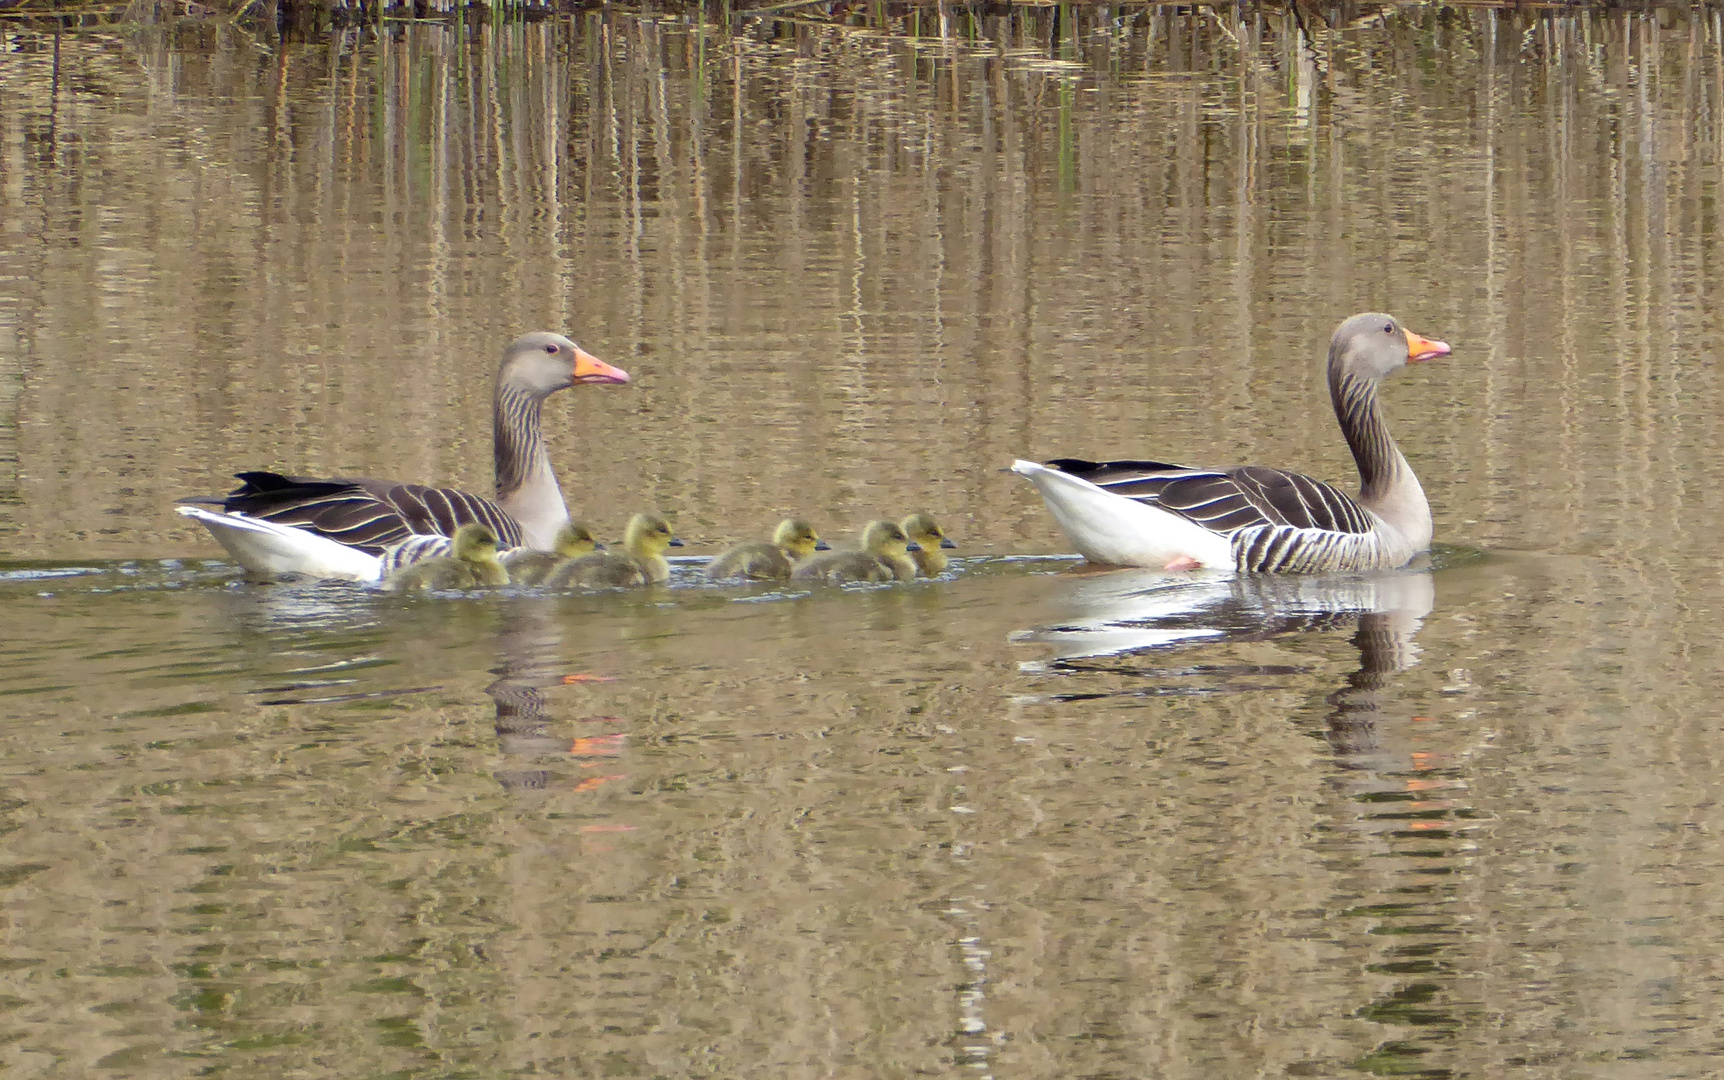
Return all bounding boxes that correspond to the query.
[2,4,1724,1078]
[1,5,1723,569]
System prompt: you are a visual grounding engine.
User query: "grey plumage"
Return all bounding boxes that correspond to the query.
[1032,313,1449,573]
[179,332,628,560]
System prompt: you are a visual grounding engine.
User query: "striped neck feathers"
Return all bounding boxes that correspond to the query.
[494,381,569,547]
[1328,366,1405,502]
[1328,364,1431,547]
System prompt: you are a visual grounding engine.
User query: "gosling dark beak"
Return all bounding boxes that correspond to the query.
[668,537,685,548]
[814,539,832,551]
[906,541,923,553]
[939,537,957,549]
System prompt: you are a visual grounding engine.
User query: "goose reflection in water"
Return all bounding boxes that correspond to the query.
[1010,564,1435,753]
[1013,564,1481,1070]
[485,605,631,814]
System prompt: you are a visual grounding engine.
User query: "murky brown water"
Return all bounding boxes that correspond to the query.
[4,4,1724,1077]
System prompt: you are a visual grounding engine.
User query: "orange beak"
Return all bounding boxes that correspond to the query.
[573,346,630,385]
[1404,328,1451,363]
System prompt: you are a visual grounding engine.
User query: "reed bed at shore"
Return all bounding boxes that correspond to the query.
[0,0,561,28]
[0,0,1702,32]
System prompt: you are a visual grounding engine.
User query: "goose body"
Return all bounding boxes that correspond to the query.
[900,513,958,577]
[1013,314,1451,574]
[504,522,600,587]
[178,332,628,580]
[705,519,827,582]
[383,524,510,592]
[792,520,919,584]
[545,512,680,588]
[175,505,385,581]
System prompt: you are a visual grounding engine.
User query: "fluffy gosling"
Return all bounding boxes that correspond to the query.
[791,520,919,584]
[900,513,957,577]
[504,521,601,586]
[545,512,680,588]
[705,518,828,582]
[384,523,509,592]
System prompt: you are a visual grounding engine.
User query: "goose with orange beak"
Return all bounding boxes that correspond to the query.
[1012,313,1452,573]
[177,332,630,581]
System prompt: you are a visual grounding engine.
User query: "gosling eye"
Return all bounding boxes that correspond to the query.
[544,343,560,354]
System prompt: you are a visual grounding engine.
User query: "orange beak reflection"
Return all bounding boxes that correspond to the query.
[1404,328,1452,364]
[573,346,631,385]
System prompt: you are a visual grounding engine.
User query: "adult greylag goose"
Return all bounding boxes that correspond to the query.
[176,332,629,581]
[792,520,920,584]
[383,524,510,592]
[899,513,958,577]
[704,518,829,582]
[544,512,681,588]
[1011,313,1451,573]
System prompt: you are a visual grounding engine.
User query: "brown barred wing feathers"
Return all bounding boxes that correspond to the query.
[1043,459,1374,536]
[215,471,523,555]
[1222,467,1376,535]
[374,482,524,548]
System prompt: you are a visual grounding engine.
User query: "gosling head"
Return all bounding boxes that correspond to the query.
[554,521,600,558]
[451,523,501,562]
[773,518,827,560]
[624,512,681,557]
[859,520,916,558]
[900,513,957,551]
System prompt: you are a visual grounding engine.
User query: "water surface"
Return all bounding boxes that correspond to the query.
[2,5,1724,1077]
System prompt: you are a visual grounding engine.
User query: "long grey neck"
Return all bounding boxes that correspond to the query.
[1329,363,1431,547]
[494,382,569,549]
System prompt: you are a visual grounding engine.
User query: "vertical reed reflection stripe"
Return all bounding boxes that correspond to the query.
[0,9,1717,563]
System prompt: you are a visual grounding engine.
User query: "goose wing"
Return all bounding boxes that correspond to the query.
[1043,458,1375,536]
[188,471,524,554]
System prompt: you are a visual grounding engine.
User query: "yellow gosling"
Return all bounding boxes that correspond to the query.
[705,518,827,582]
[900,513,957,577]
[545,511,679,588]
[504,521,600,586]
[791,520,918,584]
[384,523,510,592]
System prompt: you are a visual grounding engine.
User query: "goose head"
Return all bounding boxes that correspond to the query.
[859,520,918,559]
[500,331,631,398]
[623,512,682,560]
[553,521,601,558]
[1329,313,1451,382]
[900,513,957,551]
[772,518,827,560]
[451,523,502,563]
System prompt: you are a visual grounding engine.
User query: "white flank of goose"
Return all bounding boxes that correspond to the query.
[1012,312,1452,574]
[176,332,629,581]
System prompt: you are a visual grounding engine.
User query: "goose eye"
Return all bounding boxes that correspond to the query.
[1383,323,1394,334]
[544,343,559,354]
